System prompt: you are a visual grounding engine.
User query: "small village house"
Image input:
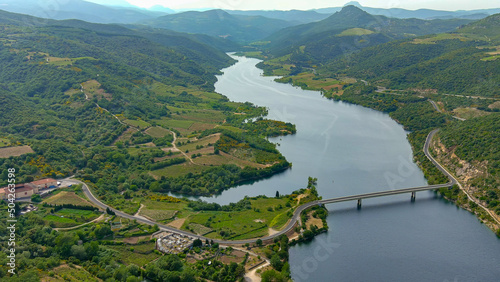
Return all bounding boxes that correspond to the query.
[0,183,39,200]
[30,178,57,190]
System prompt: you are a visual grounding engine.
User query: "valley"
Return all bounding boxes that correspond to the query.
[0,2,499,282]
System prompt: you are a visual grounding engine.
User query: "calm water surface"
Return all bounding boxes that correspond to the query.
[202,56,500,281]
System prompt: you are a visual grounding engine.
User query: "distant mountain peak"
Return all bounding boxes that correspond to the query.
[344,1,363,7]
[339,5,367,14]
[330,5,373,22]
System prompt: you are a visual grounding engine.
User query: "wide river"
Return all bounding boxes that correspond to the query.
[203,55,500,281]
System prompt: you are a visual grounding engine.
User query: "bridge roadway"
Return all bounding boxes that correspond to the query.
[66,129,456,245]
[319,183,453,205]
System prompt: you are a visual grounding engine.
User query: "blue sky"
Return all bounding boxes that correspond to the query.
[87,0,500,11]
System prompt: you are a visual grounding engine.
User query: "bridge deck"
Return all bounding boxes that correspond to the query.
[319,182,452,205]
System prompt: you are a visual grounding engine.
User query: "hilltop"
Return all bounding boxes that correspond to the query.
[140,9,294,43]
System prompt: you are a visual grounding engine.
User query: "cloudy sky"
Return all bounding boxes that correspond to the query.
[90,0,500,11]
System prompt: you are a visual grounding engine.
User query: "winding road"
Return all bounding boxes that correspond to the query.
[63,129,465,244]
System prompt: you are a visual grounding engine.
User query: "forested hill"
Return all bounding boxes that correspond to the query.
[140,9,294,43]
[263,5,472,64]
[0,8,295,204]
[0,9,235,71]
[0,9,234,144]
[321,13,500,97]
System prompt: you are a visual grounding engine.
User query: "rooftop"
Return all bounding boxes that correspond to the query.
[30,178,57,185]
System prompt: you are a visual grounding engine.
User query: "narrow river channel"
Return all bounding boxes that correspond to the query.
[202,55,500,281]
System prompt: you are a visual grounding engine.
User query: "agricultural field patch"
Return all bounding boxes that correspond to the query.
[189,122,217,131]
[0,138,10,147]
[481,54,500,61]
[452,107,491,119]
[158,119,195,130]
[64,87,81,96]
[43,191,96,207]
[0,145,34,158]
[113,127,137,144]
[43,208,100,227]
[179,110,226,124]
[80,79,112,100]
[488,101,500,109]
[182,197,292,240]
[177,134,220,151]
[46,56,73,66]
[106,243,160,266]
[145,126,171,138]
[187,222,214,235]
[216,125,245,133]
[194,152,266,168]
[123,119,151,129]
[139,209,177,221]
[56,208,96,217]
[289,73,343,90]
[44,214,76,224]
[338,28,374,36]
[43,264,99,282]
[149,162,211,178]
[411,33,471,44]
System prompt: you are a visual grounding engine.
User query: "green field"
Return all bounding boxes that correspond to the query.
[177,134,219,152]
[0,138,10,147]
[124,119,151,129]
[150,162,211,178]
[43,265,99,282]
[44,214,76,224]
[280,73,343,90]
[43,191,96,207]
[158,119,195,129]
[43,208,100,227]
[57,208,95,217]
[145,126,171,138]
[106,242,161,266]
[338,28,374,36]
[411,33,471,44]
[182,197,292,240]
[187,222,214,235]
[481,54,500,61]
[139,209,177,221]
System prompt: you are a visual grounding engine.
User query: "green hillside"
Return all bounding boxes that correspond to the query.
[0,10,293,206]
[322,13,500,97]
[262,5,472,65]
[141,9,294,43]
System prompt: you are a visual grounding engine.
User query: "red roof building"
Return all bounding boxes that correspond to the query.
[0,183,38,199]
[30,178,57,189]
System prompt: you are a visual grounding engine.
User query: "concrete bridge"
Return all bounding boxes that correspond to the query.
[319,182,453,209]
[318,129,455,208]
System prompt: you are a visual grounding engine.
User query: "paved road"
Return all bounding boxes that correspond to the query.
[424,129,457,186]
[64,130,455,244]
[428,100,442,113]
[428,99,466,121]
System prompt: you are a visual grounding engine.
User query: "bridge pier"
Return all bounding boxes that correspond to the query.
[357,199,362,209]
[411,192,416,202]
